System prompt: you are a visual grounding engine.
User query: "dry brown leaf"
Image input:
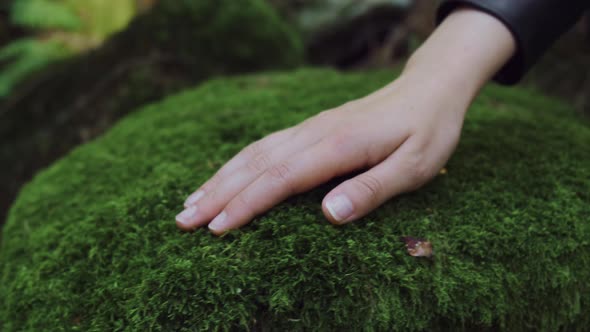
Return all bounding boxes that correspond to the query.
[401,236,433,258]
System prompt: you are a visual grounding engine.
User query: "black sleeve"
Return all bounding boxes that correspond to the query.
[437,0,589,85]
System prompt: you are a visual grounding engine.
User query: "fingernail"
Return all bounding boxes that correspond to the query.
[176,206,199,226]
[326,194,354,223]
[208,211,228,232]
[184,190,205,207]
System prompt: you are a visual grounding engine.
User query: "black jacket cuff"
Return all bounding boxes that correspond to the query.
[437,0,588,85]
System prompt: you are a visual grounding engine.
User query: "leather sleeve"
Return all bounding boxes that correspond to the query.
[437,0,589,84]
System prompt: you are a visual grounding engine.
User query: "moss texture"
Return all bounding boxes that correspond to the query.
[0,0,303,225]
[1,69,589,331]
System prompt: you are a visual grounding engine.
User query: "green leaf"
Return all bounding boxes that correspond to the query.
[0,38,70,97]
[11,0,81,30]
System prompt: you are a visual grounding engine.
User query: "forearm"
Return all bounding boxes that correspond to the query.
[402,8,516,103]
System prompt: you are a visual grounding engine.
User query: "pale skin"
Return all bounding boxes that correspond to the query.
[175,8,517,235]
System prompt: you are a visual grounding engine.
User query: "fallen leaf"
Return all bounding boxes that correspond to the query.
[401,236,433,258]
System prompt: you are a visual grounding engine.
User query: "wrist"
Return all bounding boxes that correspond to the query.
[400,55,482,106]
[401,7,516,102]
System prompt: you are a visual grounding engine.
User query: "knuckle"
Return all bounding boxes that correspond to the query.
[267,163,295,191]
[243,141,265,158]
[246,152,273,173]
[355,174,383,203]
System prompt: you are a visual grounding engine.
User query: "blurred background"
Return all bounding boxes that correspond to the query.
[0,0,588,226]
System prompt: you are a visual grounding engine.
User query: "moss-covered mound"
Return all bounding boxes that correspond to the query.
[0,0,302,225]
[1,69,589,331]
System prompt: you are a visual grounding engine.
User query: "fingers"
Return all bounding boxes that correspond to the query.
[177,126,323,231]
[322,136,440,225]
[205,137,369,235]
[177,139,310,230]
[183,129,295,208]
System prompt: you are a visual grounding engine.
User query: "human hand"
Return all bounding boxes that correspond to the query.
[175,7,516,235]
[175,71,470,234]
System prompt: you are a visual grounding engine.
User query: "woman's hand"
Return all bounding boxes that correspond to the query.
[176,73,468,234]
[175,8,516,235]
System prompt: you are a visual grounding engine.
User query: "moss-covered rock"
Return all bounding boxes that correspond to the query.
[0,0,303,225]
[1,69,589,331]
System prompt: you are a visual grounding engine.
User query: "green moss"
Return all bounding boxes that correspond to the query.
[1,69,589,331]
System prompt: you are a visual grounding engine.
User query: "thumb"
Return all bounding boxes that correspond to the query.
[322,144,429,225]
